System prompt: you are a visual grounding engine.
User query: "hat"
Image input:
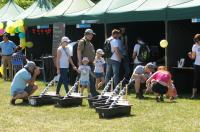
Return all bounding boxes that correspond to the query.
[24,61,36,69]
[85,29,95,35]
[61,36,71,43]
[96,49,104,55]
[145,63,155,70]
[82,57,89,62]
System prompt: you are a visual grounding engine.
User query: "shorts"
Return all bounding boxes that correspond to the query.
[12,85,34,96]
[152,82,168,95]
[94,72,104,78]
[80,80,90,88]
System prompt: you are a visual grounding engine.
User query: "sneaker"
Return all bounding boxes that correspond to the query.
[156,97,160,102]
[160,96,164,102]
[22,99,29,103]
[10,99,16,105]
[190,95,196,99]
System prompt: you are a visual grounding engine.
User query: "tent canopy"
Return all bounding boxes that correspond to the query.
[0,0,24,22]
[25,0,95,26]
[76,0,200,24]
[22,0,200,25]
[15,0,53,21]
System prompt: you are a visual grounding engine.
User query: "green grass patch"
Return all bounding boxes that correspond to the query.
[0,79,200,132]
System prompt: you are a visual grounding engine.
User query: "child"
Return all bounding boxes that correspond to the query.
[94,49,105,90]
[77,57,92,96]
[56,36,77,96]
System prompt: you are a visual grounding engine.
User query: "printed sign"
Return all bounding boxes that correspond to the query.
[52,22,65,56]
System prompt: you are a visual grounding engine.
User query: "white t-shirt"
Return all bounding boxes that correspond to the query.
[133,43,143,64]
[109,37,120,62]
[79,65,91,82]
[192,44,200,66]
[58,46,70,68]
[94,57,105,73]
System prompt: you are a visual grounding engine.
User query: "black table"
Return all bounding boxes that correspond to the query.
[170,67,194,94]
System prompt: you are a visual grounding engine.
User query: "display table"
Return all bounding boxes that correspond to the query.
[32,56,56,82]
[170,67,194,94]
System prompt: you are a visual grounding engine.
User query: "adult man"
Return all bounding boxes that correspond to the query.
[77,29,99,97]
[132,38,150,69]
[105,29,123,87]
[10,61,40,105]
[119,28,130,82]
[0,33,17,80]
[131,63,155,99]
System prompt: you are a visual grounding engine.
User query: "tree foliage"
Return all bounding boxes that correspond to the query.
[0,0,100,9]
[0,0,62,9]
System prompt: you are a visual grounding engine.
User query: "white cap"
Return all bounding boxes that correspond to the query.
[96,49,104,55]
[82,57,89,62]
[61,36,71,43]
[24,61,36,69]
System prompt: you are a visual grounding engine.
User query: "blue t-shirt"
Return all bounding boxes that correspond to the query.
[0,40,16,55]
[11,68,32,96]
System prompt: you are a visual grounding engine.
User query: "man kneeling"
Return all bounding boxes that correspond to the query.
[10,61,40,105]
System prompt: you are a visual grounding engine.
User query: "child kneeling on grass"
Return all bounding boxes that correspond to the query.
[76,57,94,97]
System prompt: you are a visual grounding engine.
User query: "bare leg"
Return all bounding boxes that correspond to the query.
[95,78,100,90]
[134,77,141,94]
[12,92,29,100]
[97,77,105,89]
[191,88,197,98]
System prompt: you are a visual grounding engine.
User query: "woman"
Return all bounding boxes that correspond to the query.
[146,66,172,102]
[188,34,200,99]
[56,36,77,95]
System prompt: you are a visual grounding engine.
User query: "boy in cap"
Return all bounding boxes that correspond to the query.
[76,57,92,96]
[10,61,40,105]
[131,63,155,99]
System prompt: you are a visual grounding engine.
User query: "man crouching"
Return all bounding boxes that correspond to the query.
[10,61,40,105]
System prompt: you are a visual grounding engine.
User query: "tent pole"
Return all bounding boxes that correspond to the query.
[104,23,107,39]
[165,20,168,67]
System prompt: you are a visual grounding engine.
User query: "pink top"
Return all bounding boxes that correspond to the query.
[151,71,171,84]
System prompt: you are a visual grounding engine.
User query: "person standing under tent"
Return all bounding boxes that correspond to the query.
[0,33,17,81]
[56,36,77,96]
[105,29,123,88]
[188,34,200,99]
[77,29,99,97]
[119,27,130,83]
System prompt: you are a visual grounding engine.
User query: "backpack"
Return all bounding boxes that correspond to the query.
[72,39,86,66]
[137,43,150,62]
[103,38,113,58]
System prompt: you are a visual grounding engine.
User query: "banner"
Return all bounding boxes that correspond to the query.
[52,22,65,56]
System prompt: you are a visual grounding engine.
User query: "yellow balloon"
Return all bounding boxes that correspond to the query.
[160,40,168,48]
[16,20,24,27]
[0,65,3,76]
[5,26,13,33]
[26,42,33,48]
[18,26,25,32]
[20,38,26,48]
[0,23,4,29]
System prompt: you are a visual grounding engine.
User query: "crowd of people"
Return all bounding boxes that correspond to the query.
[1,28,200,105]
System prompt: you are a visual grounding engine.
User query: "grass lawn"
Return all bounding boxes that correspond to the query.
[0,78,200,132]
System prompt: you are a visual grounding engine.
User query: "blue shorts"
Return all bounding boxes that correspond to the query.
[11,85,34,96]
[95,72,104,78]
[80,80,90,87]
